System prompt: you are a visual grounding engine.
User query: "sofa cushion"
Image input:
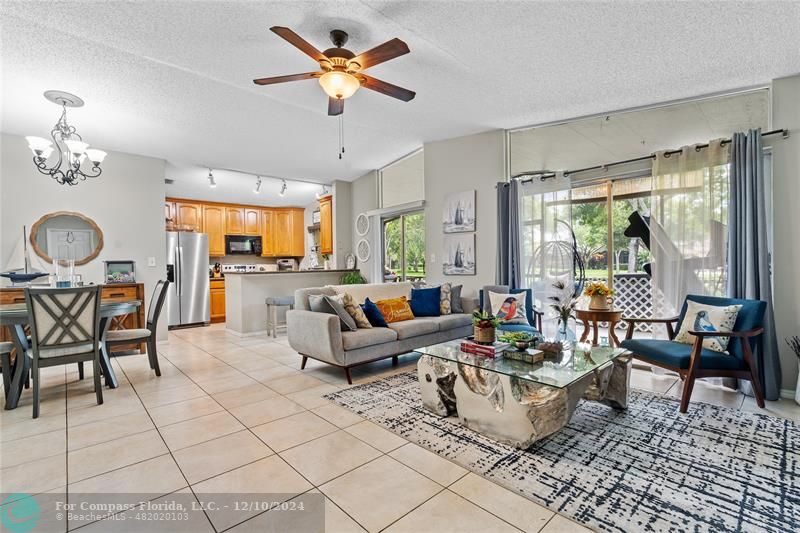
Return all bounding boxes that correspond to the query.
[388,318,439,339]
[361,298,388,327]
[341,292,372,329]
[620,338,747,371]
[410,286,441,317]
[450,285,463,313]
[341,328,398,351]
[294,287,337,311]
[308,294,357,331]
[329,282,413,306]
[433,314,472,331]
[374,296,415,323]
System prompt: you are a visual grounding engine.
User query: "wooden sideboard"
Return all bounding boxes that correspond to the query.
[0,283,147,354]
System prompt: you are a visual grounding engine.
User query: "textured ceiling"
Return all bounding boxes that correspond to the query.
[2,1,799,185]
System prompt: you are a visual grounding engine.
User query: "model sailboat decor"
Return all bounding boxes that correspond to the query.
[1,226,49,284]
[443,233,476,275]
[442,190,476,233]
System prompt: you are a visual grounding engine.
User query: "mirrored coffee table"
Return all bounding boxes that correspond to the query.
[415,340,632,449]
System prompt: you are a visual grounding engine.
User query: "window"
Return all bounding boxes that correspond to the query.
[383,212,425,283]
[380,149,424,208]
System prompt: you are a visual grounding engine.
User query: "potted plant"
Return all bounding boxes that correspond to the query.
[548,280,577,344]
[472,310,500,345]
[787,336,800,405]
[340,271,367,285]
[584,281,614,310]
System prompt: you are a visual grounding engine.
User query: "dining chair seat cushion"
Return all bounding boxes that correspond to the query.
[32,342,95,359]
[620,338,747,371]
[0,342,13,354]
[106,328,152,342]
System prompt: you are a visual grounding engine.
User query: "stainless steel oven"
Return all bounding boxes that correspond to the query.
[225,235,262,255]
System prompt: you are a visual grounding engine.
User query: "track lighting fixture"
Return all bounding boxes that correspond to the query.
[316,185,330,200]
[279,179,287,197]
[207,168,217,188]
[254,176,262,194]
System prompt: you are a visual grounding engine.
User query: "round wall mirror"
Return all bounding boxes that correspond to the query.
[30,211,104,266]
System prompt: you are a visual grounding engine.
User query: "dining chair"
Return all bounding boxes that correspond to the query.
[25,285,103,418]
[1,341,13,397]
[478,285,543,334]
[621,294,766,413]
[104,280,169,376]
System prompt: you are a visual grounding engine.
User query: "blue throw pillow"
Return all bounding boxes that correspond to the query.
[410,286,441,317]
[360,298,388,327]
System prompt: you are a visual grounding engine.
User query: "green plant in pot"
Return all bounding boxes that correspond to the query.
[340,271,367,285]
[472,310,500,345]
[499,331,533,350]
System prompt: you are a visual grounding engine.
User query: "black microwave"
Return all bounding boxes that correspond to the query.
[225,235,262,255]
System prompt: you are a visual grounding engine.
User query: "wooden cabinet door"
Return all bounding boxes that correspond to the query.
[176,202,203,232]
[261,209,275,256]
[225,207,244,234]
[319,195,333,255]
[203,205,226,256]
[244,208,261,235]
[210,286,226,323]
[274,210,292,256]
[290,209,305,257]
[165,201,176,225]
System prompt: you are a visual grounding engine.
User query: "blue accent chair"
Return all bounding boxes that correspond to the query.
[479,285,542,335]
[621,294,766,413]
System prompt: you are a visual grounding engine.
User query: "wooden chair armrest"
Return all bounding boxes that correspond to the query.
[688,327,764,339]
[623,316,680,324]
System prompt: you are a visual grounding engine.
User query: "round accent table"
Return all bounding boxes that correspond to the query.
[575,307,624,347]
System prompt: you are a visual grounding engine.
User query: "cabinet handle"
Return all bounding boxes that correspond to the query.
[109,292,125,297]
[13,297,25,303]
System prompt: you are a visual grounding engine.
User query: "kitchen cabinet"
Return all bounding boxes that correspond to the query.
[319,195,333,255]
[176,202,203,232]
[274,209,292,256]
[289,209,305,256]
[244,208,261,235]
[210,278,226,323]
[261,209,275,257]
[203,205,226,256]
[225,207,245,235]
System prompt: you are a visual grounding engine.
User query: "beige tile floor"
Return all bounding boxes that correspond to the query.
[1,323,798,532]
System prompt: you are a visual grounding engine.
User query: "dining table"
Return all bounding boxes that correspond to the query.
[0,296,141,410]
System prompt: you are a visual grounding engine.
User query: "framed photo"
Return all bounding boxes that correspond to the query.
[443,190,476,233]
[312,209,321,224]
[443,234,476,276]
[104,260,136,284]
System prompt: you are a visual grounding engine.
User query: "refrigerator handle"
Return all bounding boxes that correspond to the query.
[175,246,182,296]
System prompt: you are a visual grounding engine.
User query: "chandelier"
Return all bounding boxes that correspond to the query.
[25,91,107,186]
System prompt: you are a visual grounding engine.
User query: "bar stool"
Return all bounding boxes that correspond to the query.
[265,296,295,337]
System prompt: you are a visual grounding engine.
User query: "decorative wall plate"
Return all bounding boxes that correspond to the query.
[355,213,370,236]
[356,239,371,262]
[345,253,356,269]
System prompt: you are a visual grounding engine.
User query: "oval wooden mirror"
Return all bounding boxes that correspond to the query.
[30,211,104,266]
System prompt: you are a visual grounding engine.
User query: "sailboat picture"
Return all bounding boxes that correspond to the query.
[443,233,476,275]
[442,190,475,233]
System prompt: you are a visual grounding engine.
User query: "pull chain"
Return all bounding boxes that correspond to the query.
[338,114,345,160]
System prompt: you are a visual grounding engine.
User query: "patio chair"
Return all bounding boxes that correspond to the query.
[620,294,766,413]
[479,285,543,334]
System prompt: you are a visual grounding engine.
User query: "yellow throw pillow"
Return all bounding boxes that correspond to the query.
[374,296,415,323]
[342,292,372,329]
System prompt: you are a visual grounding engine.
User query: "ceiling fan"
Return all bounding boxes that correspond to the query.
[253,27,415,116]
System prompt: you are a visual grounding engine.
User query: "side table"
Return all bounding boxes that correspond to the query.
[575,307,624,347]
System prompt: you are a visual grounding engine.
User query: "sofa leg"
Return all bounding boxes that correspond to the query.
[343,367,352,385]
[300,356,308,370]
[392,356,398,367]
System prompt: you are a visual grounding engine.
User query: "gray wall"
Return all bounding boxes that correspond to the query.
[1,132,168,339]
[423,130,506,297]
[771,74,800,394]
[350,170,379,281]
[332,179,352,269]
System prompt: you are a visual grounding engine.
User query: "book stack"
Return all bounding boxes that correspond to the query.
[460,340,510,358]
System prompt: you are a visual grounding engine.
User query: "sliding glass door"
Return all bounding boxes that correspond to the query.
[383,212,425,283]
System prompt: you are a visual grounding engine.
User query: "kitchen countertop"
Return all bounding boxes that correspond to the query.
[224,269,358,275]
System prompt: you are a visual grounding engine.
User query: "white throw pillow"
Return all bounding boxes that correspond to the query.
[674,301,742,353]
[488,291,528,325]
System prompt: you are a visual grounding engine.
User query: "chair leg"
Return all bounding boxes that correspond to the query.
[1,352,11,397]
[32,360,40,419]
[343,366,352,385]
[93,357,104,406]
[392,356,398,367]
[148,338,161,377]
[300,356,308,370]
[78,361,85,380]
[679,375,696,413]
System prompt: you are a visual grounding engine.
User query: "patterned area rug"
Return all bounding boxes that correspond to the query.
[324,372,799,533]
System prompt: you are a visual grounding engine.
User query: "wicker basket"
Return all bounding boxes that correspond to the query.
[473,325,496,345]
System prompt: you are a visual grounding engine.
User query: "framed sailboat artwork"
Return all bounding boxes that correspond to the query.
[442,190,475,233]
[443,233,476,275]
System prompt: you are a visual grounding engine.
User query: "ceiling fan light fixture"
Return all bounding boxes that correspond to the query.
[318,71,360,100]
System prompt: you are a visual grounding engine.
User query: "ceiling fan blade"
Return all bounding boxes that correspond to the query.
[270,26,327,62]
[253,72,320,85]
[328,97,344,116]
[350,38,410,70]
[359,74,416,102]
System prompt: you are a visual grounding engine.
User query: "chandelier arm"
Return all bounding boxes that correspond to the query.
[49,126,65,173]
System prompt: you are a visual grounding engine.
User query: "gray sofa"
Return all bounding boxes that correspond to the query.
[287,282,477,384]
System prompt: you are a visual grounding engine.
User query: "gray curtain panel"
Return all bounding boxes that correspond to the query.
[727,128,782,400]
[496,180,522,289]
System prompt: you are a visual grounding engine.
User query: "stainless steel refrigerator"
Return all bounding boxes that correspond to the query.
[166,231,210,327]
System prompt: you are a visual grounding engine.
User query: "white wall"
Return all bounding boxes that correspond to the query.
[332,180,352,269]
[770,74,800,394]
[423,130,505,297]
[350,170,379,280]
[0,132,168,338]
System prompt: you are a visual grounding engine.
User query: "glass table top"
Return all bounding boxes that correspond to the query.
[415,340,629,389]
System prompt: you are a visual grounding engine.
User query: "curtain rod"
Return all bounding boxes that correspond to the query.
[512,128,789,183]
